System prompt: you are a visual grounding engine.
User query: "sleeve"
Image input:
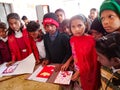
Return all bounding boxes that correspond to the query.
[43,35,51,62]
[61,34,72,63]
[8,37,16,62]
[29,36,40,61]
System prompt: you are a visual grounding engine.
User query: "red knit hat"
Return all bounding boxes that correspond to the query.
[43,13,59,27]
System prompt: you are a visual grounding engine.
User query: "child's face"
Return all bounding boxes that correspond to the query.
[56,11,65,23]
[44,24,57,35]
[28,30,39,39]
[97,52,120,68]
[97,52,112,67]
[70,19,86,36]
[101,10,120,33]
[63,26,71,35]
[90,10,97,20]
[90,29,103,40]
[0,28,7,38]
[8,18,21,32]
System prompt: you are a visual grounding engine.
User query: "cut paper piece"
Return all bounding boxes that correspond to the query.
[2,64,18,74]
[54,71,73,85]
[28,65,55,82]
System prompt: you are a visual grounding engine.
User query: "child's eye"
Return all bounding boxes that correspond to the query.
[71,25,75,28]
[108,15,114,18]
[78,24,82,27]
[100,17,104,22]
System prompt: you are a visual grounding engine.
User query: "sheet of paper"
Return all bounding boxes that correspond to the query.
[28,65,55,82]
[54,71,73,85]
[0,63,7,77]
[2,64,18,74]
[1,53,35,76]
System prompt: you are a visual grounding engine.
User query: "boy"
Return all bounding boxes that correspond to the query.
[96,32,120,89]
[42,12,72,70]
[26,21,46,60]
[55,8,66,33]
[88,8,98,22]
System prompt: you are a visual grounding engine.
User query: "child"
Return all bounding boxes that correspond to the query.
[55,8,66,33]
[7,13,40,65]
[69,14,101,90]
[55,8,66,24]
[21,15,30,27]
[42,12,72,70]
[96,31,120,89]
[26,21,46,60]
[98,0,120,89]
[0,22,11,64]
[89,17,107,40]
[99,0,120,33]
[88,8,98,22]
[61,19,72,36]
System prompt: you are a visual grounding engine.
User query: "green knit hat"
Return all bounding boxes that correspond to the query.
[99,0,120,17]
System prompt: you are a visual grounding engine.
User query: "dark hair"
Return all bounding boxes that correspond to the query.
[0,22,7,30]
[69,14,89,33]
[55,8,65,15]
[96,31,120,60]
[7,13,23,35]
[90,8,98,12]
[26,21,40,32]
[89,17,107,35]
[61,19,69,30]
[21,16,28,20]
[115,0,120,5]
[7,13,20,21]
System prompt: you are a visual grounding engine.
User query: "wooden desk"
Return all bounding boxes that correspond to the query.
[0,74,62,90]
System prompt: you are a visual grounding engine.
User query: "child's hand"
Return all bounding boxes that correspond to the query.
[35,60,40,65]
[61,62,70,71]
[6,61,15,67]
[41,60,49,66]
[54,64,63,72]
[71,71,80,81]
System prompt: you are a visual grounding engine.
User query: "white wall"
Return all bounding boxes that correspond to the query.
[0,0,104,20]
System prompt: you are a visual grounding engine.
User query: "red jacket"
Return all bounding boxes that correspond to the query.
[70,35,101,90]
[8,29,40,62]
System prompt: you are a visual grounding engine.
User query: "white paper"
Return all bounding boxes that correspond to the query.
[0,53,35,76]
[54,71,73,85]
[0,63,8,77]
[28,65,55,82]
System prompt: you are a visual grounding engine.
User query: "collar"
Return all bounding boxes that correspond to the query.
[49,31,58,37]
[111,66,120,73]
[0,37,8,42]
[15,30,23,38]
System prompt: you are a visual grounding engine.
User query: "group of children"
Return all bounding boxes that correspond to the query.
[0,0,120,90]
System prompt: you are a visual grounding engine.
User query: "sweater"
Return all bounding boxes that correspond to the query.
[44,32,71,63]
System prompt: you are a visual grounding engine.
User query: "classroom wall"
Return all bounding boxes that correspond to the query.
[0,0,104,20]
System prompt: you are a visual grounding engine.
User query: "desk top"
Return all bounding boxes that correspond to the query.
[0,74,62,90]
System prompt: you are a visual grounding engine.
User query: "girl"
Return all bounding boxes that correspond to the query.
[7,13,40,66]
[69,14,100,90]
[61,19,72,36]
[0,22,11,64]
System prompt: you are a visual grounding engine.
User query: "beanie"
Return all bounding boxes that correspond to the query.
[99,0,120,17]
[43,12,59,27]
